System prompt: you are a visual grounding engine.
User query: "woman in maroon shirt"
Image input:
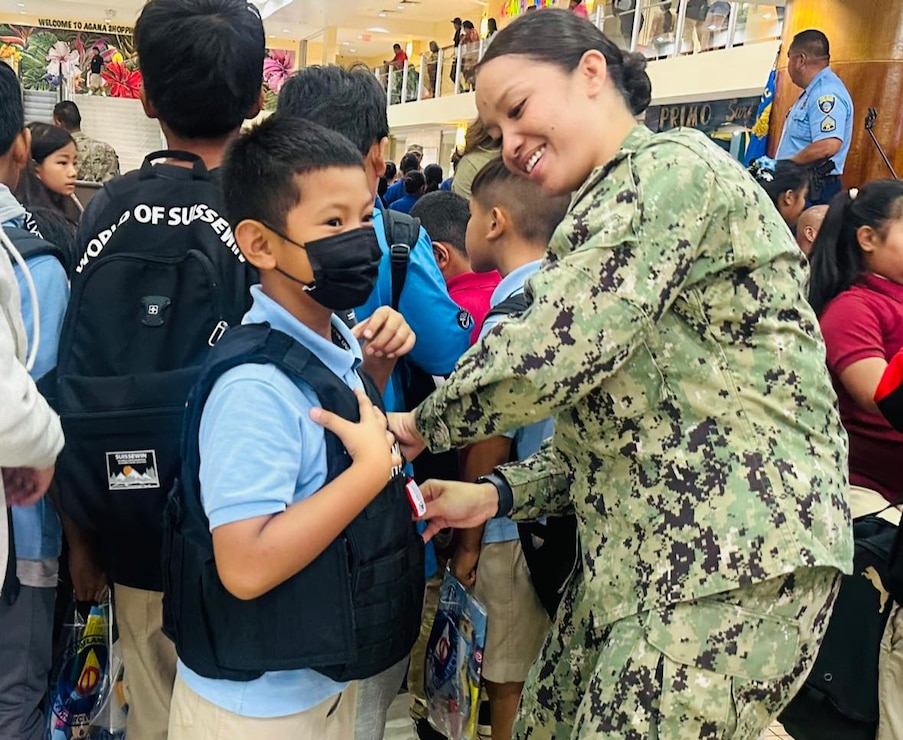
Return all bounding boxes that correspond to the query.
[809,180,903,503]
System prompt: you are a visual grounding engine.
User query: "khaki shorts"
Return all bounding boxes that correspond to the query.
[473,539,551,684]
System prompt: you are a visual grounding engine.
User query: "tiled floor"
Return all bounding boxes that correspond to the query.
[383,694,794,739]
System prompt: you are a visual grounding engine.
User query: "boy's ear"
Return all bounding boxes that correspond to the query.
[486,206,507,242]
[12,128,31,172]
[431,241,450,269]
[234,220,277,270]
[139,86,158,121]
[245,90,264,121]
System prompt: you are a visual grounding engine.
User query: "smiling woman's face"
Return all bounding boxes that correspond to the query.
[475,53,617,197]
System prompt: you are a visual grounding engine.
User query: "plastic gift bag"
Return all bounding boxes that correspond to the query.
[424,571,488,740]
[47,595,127,739]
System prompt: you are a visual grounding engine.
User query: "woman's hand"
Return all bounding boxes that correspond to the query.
[311,389,402,480]
[418,480,499,542]
[388,410,427,461]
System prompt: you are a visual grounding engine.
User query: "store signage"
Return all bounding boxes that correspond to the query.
[37,18,132,34]
[645,96,759,135]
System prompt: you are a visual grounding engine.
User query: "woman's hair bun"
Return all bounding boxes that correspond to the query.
[620,50,651,116]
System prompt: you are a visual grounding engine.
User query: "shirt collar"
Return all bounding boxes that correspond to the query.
[805,66,832,93]
[491,259,543,307]
[243,285,363,377]
[860,273,903,304]
[572,124,653,206]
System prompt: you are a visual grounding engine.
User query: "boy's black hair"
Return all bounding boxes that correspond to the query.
[399,152,420,175]
[277,65,390,158]
[0,62,24,157]
[471,159,569,245]
[53,101,82,130]
[222,115,364,231]
[409,191,469,255]
[134,0,265,140]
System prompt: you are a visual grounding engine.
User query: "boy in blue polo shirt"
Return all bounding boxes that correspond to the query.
[165,115,422,738]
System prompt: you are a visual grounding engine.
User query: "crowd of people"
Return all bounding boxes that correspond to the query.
[0,2,900,740]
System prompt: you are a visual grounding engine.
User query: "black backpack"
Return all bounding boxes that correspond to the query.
[52,151,255,591]
[382,206,462,484]
[780,512,899,740]
[483,292,580,618]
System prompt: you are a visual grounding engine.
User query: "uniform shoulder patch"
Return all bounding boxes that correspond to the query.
[457,309,473,330]
[821,116,837,133]
[817,95,836,114]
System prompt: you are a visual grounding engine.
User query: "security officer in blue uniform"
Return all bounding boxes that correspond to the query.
[777,29,853,205]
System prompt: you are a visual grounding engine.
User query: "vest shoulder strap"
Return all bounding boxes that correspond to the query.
[483,292,529,326]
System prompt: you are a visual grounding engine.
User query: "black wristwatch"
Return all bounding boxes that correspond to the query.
[475,471,514,519]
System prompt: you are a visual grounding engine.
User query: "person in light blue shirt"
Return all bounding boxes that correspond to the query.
[450,159,570,740]
[169,116,415,739]
[775,29,853,205]
[0,182,68,740]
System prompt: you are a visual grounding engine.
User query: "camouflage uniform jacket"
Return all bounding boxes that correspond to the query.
[73,131,120,183]
[416,125,853,626]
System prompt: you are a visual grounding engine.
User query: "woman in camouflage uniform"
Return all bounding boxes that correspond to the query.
[390,9,852,740]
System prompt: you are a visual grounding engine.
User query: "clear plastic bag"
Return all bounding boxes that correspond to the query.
[47,595,127,739]
[424,571,488,740]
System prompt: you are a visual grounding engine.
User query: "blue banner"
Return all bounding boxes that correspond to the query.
[744,62,777,166]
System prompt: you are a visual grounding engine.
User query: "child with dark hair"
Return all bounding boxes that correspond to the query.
[809,181,903,509]
[451,158,568,740]
[389,170,426,214]
[424,163,443,193]
[15,123,80,225]
[410,191,500,344]
[166,113,422,739]
[749,157,810,228]
[62,2,269,737]
[383,151,422,206]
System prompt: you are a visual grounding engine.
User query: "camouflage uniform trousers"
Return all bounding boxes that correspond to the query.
[515,566,841,739]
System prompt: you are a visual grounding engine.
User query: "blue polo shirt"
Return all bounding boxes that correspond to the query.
[359,207,471,414]
[383,179,405,206]
[479,261,554,544]
[776,66,853,175]
[177,285,360,717]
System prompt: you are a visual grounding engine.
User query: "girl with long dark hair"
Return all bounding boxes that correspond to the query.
[14,122,81,225]
[809,180,903,505]
[387,9,849,737]
[749,157,811,228]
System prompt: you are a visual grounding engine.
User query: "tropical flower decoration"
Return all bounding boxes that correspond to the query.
[101,61,142,98]
[263,49,293,95]
[46,40,80,80]
[0,44,22,64]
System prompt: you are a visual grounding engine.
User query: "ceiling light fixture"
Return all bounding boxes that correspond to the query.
[378,11,387,17]
[349,48,357,53]
[282,28,289,32]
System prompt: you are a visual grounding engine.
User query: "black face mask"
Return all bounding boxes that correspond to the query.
[265,225,382,311]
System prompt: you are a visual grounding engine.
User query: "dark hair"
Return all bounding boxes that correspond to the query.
[471,158,569,244]
[791,29,830,58]
[28,206,78,261]
[92,46,100,51]
[808,181,903,315]
[399,152,420,174]
[28,122,75,164]
[488,18,498,33]
[403,170,426,196]
[424,163,443,192]
[222,115,364,231]
[53,100,82,130]
[278,65,389,157]
[134,0,265,139]
[478,8,651,115]
[393,43,402,51]
[0,62,24,157]
[409,192,469,254]
[384,160,397,181]
[749,159,810,208]
[463,20,475,29]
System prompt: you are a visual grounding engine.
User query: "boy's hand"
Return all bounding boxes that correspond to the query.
[2,466,55,507]
[310,389,402,478]
[353,307,416,359]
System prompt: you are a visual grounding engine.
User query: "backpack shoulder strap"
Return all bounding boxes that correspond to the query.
[2,226,71,275]
[380,203,422,311]
[483,292,529,326]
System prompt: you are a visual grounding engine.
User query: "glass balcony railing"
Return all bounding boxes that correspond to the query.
[375,1,782,105]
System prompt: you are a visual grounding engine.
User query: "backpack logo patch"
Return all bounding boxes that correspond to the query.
[106,450,161,491]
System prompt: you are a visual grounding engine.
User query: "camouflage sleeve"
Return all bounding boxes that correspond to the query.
[497,438,574,519]
[415,142,717,443]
